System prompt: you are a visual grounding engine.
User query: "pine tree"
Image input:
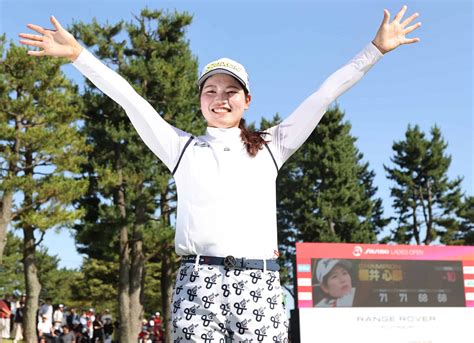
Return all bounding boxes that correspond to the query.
[385,125,463,245]
[71,9,205,342]
[440,196,474,245]
[70,257,119,308]
[0,41,88,342]
[456,196,474,245]
[262,106,388,286]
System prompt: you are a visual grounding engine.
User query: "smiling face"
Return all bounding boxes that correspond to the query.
[200,73,251,128]
[320,265,353,298]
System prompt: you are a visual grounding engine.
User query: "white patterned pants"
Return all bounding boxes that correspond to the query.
[171,263,289,342]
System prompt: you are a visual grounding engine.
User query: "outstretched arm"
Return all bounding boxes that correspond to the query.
[268,5,421,167]
[19,16,188,171]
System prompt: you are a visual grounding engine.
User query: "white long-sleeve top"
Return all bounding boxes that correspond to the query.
[73,42,383,260]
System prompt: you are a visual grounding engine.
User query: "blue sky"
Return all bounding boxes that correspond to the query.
[1,0,472,269]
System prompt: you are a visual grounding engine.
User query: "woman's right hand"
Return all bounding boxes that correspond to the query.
[19,15,83,61]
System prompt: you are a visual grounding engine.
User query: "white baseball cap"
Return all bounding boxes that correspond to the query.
[315,259,352,284]
[198,57,250,93]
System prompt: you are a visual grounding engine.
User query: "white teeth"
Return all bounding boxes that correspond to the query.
[213,108,230,113]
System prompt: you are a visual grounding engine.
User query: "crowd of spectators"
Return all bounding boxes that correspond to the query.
[138,313,163,343]
[0,293,23,343]
[0,293,163,343]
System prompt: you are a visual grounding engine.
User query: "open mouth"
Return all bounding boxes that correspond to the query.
[341,285,351,293]
[212,107,231,114]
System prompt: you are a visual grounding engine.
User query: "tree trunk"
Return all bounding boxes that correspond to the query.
[129,234,145,341]
[412,206,420,244]
[161,251,173,343]
[328,218,336,237]
[22,149,41,343]
[417,185,430,244]
[412,190,420,245]
[159,187,174,343]
[130,194,146,342]
[117,162,133,343]
[424,181,434,245]
[118,220,132,343]
[23,225,41,343]
[0,192,13,265]
[1,111,22,265]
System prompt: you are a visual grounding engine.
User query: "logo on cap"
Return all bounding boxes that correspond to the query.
[198,57,250,93]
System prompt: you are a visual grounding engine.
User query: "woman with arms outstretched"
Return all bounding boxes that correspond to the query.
[20,5,420,341]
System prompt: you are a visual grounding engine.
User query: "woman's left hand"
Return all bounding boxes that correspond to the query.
[372,5,421,54]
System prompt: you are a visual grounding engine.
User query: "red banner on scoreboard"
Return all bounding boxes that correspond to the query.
[296,243,474,309]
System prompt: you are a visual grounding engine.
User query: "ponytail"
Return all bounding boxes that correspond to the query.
[239,118,269,157]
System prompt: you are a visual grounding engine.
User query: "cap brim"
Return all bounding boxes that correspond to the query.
[198,69,249,93]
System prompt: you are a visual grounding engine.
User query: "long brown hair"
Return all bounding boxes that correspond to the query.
[239,118,269,157]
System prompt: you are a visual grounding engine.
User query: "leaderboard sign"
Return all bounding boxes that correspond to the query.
[295,243,474,343]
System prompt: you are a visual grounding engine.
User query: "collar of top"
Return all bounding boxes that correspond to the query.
[205,127,242,145]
